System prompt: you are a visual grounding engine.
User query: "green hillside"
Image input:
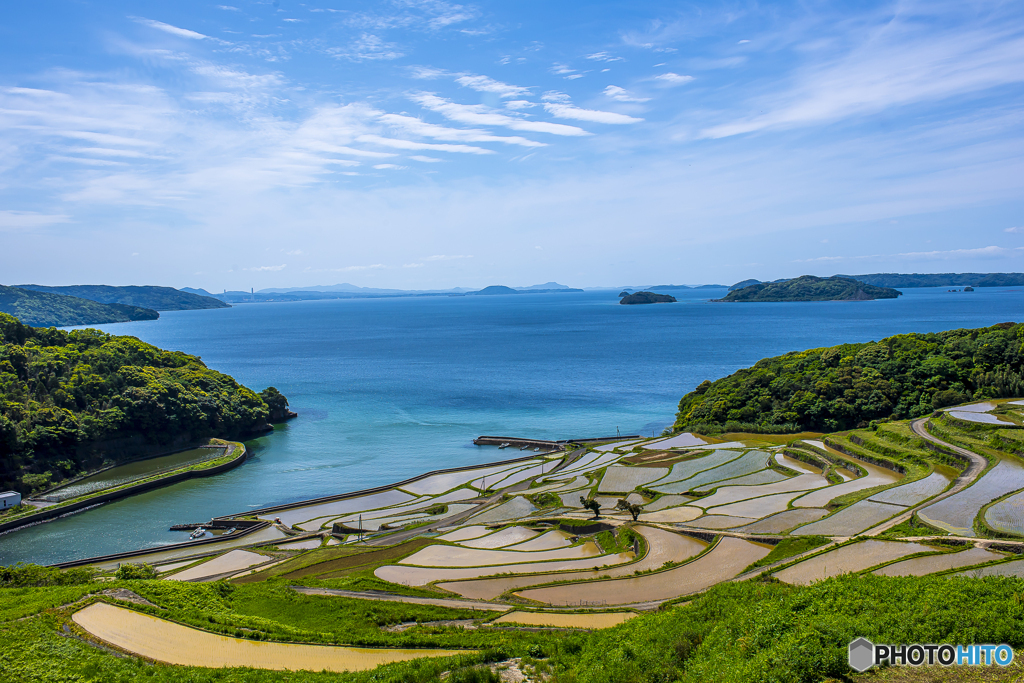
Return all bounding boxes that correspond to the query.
[848,272,1024,288]
[0,312,285,493]
[16,284,229,311]
[0,286,159,327]
[673,322,1024,433]
[717,275,901,302]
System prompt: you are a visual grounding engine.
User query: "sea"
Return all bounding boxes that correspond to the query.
[2,285,1023,566]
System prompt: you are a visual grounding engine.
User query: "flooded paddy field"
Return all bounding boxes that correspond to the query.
[873,547,1004,577]
[492,611,635,629]
[792,500,906,536]
[919,457,1024,535]
[774,540,933,585]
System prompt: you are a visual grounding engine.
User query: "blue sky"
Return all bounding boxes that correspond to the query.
[2,0,1023,290]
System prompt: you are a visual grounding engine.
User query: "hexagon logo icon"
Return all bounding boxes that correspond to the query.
[849,637,875,672]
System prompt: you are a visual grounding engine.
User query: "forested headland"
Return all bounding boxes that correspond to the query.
[717,275,901,302]
[16,284,229,311]
[0,312,289,494]
[0,286,159,328]
[673,322,1024,433]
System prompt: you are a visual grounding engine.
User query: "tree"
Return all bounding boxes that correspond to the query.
[615,498,643,521]
[579,496,601,519]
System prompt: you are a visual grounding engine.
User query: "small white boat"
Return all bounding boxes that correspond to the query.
[189,527,206,539]
[499,442,510,449]
[533,447,541,452]
[520,445,529,451]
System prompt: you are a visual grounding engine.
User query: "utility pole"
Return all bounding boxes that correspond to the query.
[358,514,362,543]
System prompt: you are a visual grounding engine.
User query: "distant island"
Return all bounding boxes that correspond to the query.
[465,285,584,296]
[186,282,583,303]
[717,276,901,302]
[729,272,1024,291]
[620,291,677,305]
[18,284,228,311]
[0,285,159,327]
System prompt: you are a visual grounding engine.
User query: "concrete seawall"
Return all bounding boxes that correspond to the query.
[0,443,248,536]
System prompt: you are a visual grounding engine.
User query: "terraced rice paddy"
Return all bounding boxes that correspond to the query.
[705,491,809,518]
[693,469,787,492]
[734,508,828,533]
[275,538,324,550]
[669,451,772,492]
[685,515,753,529]
[985,491,1024,536]
[459,526,538,549]
[73,603,470,672]
[774,540,933,585]
[948,410,1011,424]
[437,526,491,542]
[642,433,706,449]
[399,541,601,567]
[492,611,636,629]
[376,552,635,586]
[468,497,538,524]
[515,537,770,606]
[436,527,705,600]
[775,454,822,474]
[792,460,902,508]
[695,474,828,508]
[873,547,1003,576]
[595,440,644,451]
[869,471,951,506]
[90,526,290,571]
[506,530,572,551]
[640,507,703,523]
[951,559,1024,578]
[654,450,744,487]
[791,500,905,536]
[598,466,669,493]
[167,550,272,582]
[266,490,415,527]
[645,494,694,511]
[919,457,1024,535]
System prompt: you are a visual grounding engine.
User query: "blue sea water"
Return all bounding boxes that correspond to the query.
[3,285,1024,565]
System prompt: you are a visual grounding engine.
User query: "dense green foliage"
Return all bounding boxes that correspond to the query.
[0,313,279,493]
[717,275,901,302]
[0,285,159,327]
[549,574,1024,682]
[674,322,1024,433]
[17,284,229,311]
[4,573,1024,682]
[848,272,1024,288]
[0,562,95,588]
[620,291,676,305]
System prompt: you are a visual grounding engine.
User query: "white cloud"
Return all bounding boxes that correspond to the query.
[411,93,591,136]
[426,254,473,260]
[897,246,1022,259]
[551,63,577,75]
[328,34,403,61]
[655,72,694,85]
[357,134,495,154]
[503,100,535,110]
[603,85,650,103]
[132,17,207,40]
[543,103,643,124]
[246,264,287,271]
[455,75,531,98]
[380,113,546,147]
[218,6,240,11]
[409,155,442,162]
[373,163,407,169]
[0,210,72,231]
[1005,227,1024,233]
[403,262,424,267]
[285,249,303,255]
[408,66,450,79]
[586,52,623,62]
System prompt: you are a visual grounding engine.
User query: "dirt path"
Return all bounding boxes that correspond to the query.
[861,418,987,536]
[290,586,510,611]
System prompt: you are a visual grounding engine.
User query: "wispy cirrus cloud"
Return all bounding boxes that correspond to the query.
[379,113,546,147]
[455,74,531,98]
[246,263,287,271]
[543,102,643,124]
[603,85,650,103]
[0,210,72,231]
[411,93,591,136]
[131,17,208,40]
[654,72,693,85]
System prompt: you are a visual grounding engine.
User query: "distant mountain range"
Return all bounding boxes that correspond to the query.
[730,273,1024,291]
[185,282,584,303]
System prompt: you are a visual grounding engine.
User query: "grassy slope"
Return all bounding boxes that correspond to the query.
[0,285,159,327]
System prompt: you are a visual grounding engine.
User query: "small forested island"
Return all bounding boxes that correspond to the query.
[17,284,229,311]
[0,285,159,327]
[673,321,1022,433]
[717,275,901,302]
[619,291,677,305]
[0,312,289,494]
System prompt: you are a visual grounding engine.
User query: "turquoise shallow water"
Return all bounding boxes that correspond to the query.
[2,286,1024,565]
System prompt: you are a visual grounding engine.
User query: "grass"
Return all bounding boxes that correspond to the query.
[742,536,831,573]
[716,431,825,446]
[235,538,434,584]
[880,515,949,539]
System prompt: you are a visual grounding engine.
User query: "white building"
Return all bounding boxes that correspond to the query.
[0,491,21,509]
